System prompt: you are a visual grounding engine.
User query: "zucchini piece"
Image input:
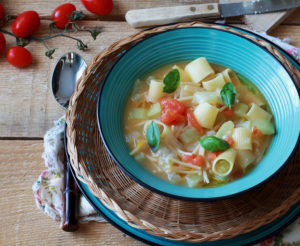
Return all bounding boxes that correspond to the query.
[128,108,147,120]
[185,174,203,188]
[147,103,161,118]
[252,119,275,135]
[234,103,249,117]
[180,128,201,144]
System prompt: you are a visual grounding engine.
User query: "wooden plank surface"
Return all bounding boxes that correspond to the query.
[1,0,300,24]
[1,0,217,20]
[0,21,137,138]
[0,140,145,245]
[0,21,300,138]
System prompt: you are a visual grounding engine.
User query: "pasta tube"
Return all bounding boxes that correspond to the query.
[192,91,218,105]
[212,149,237,176]
[147,80,164,103]
[202,73,225,91]
[185,57,215,83]
[246,103,272,121]
[232,127,252,150]
[222,68,233,82]
[194,102,219,129]
[173,65,191,82]
[216,121,234,138]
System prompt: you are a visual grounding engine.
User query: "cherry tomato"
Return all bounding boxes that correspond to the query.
[0,3,5,21]
[182,154,204,167]
[222,107,235,117]
[187,109,203,133]
[52,3,76,29]
[0,32,6,53]
[160,98,185,125]
[7,46,32,68]
[12,11,40,38]
[81,0,113,15]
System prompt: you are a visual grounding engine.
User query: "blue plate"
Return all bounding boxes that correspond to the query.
[66,25,300,246]
[97,24,300,200]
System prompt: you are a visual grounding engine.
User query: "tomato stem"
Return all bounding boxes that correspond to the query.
[0,11,101,59]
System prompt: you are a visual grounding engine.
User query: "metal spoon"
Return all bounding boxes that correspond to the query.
[52,52,87,109]
[52,52,87,231]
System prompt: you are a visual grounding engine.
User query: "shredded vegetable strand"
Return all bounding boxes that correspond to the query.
[169,157,201,170]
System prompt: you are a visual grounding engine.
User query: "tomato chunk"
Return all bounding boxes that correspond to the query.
[222,107,235,117]
[182,154,205,167]
[187,109,203,133]
[160,99,185,125]
[160,98,185,113]
[223,136,234,147]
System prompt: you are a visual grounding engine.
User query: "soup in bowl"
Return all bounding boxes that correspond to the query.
[97,27,300,200]
[124,57,275,188]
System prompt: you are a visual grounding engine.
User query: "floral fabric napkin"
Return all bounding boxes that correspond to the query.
[33,33,300,244]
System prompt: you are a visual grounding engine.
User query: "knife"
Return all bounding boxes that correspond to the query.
[125,0,300,28]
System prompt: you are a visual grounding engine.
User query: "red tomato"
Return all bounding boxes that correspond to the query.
[182,154,195,163]
[0,3,5,21]
[222,107,235,117]
[0,32,6,53]
[7,47,32,68]
[52,3,76,29]
[223,136,234,147]
[187,109,203,133]
[161,109,185,125]
[160,99,185,125]
[12,11,40,38]
[182,154,204,167]
[160,98,185,114]
[81,0,113,15]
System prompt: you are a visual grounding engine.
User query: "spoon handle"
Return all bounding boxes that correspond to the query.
[62,156,80,232]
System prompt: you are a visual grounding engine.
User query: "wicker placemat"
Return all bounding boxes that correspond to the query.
[66,22,300,242]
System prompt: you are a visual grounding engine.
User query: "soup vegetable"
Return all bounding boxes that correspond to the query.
[124,57,275,188]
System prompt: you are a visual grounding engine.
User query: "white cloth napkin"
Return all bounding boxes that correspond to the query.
[32,117,105,223]
[33,33,300,244]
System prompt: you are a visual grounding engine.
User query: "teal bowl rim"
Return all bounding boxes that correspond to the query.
[96,25,300,201]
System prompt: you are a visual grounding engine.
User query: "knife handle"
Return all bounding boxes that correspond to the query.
[62,158,80,232]
[125,4,220,28]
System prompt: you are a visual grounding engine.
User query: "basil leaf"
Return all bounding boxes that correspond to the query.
[221,82,236,109]
[163,68,180,93]
[146,121,160,152]
[199,136,230,152]
[237,73,258,94]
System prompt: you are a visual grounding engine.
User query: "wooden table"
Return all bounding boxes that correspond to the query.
[0,1,299,245]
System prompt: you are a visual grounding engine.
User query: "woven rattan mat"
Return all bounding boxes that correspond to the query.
[66,22,300,242]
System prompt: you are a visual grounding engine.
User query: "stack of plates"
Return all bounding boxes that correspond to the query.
[65,22,300,245]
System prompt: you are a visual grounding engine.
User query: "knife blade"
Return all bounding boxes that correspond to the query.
[125,0,300,28]
[220,0,300,17]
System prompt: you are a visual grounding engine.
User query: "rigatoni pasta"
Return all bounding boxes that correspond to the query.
[124,57,275,188]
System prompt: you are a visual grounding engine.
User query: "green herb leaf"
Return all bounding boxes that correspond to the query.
[237,73,258,94]
[45,48,57,59]
[163,68,180,93]
[146,121,160,152]
[199,136,230,152]
[221,82,236,109]
[90,27,101,40]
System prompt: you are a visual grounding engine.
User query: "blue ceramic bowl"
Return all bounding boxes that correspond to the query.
[97,27,300,200]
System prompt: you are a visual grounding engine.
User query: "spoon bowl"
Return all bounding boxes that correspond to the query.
[52,52,87,108]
